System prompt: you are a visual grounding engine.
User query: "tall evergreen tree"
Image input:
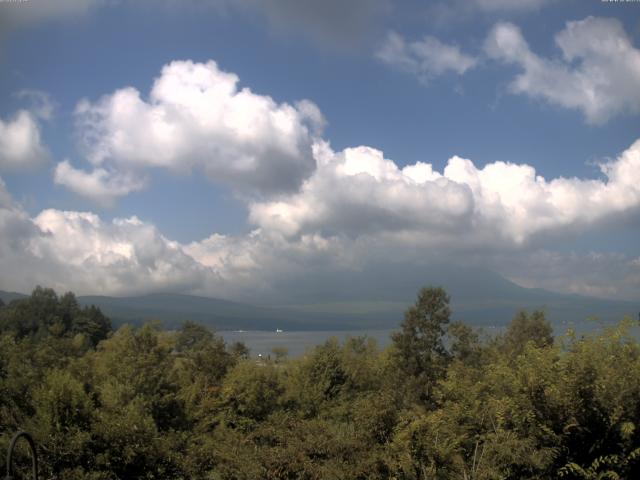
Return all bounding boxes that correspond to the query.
[391,286,451,403]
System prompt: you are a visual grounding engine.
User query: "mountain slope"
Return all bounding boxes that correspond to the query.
[0,290,27,304]
[76,293,331,330]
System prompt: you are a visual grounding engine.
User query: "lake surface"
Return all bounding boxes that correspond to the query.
[219,329,396,358]
[220,319,634,358]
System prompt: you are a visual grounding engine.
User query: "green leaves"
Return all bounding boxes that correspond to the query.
[219,361,284,427]
[2,287,640,479]
[391,286,452,404]
[0,287,112,346]
[502,309,554,356]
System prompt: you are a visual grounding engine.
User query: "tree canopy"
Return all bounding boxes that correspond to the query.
[1,286,639,479]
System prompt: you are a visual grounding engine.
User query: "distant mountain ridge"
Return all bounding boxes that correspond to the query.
[0,290,29,304]
[76,293,334,330]
[0,290,373,330]
[0,268,637,331]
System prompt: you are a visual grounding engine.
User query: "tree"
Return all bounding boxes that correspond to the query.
[391,286,451,403]
[28,369,95,475]
[175,322,233,385]
[175,321,214,352]
[448,320,482,365]
[291,338,348,416]
[219,361,283,428]
[0,287,111,345]
[72,305,111,347]
[228,341,250,360]
[503,310,554,356]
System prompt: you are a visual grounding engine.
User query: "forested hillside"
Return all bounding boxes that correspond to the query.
[1,287,639,479]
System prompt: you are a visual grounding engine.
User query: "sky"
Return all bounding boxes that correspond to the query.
[0,0,639,304]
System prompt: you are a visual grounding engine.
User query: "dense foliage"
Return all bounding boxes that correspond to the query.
[1,286,639,479]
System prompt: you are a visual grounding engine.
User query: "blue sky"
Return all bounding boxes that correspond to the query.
[0,0,639,303]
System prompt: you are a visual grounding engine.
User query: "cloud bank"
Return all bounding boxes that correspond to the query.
[0,180,216,296]
[3,134,640,301]
[249,139,640,246]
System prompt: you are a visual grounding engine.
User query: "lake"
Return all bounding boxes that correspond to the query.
[219,318,633,358]
[219,329,396,358]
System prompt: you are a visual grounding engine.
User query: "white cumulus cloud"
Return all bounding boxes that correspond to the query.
[29,209,212,294]
[248,138,640,246]
[0,110,49,171]
[54,160,146,207]
[485,17,640,124]
[72,59,323,200]
[249,142,473,238]
[0,179,223,296]
[2,130,640,301]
